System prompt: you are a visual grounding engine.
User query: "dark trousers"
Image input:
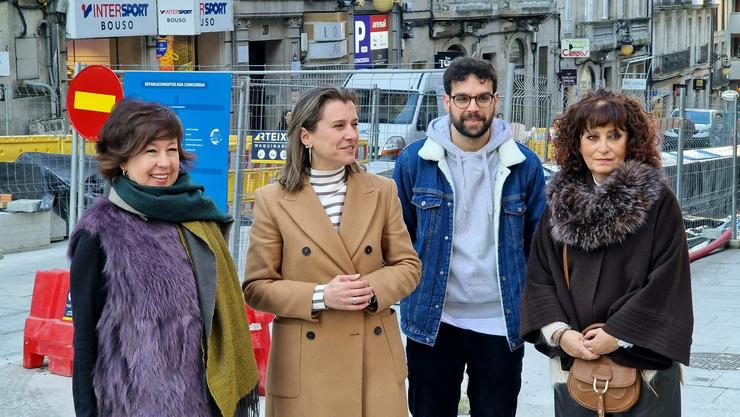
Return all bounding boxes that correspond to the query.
[406,322,524,417]
[554,362,682,417]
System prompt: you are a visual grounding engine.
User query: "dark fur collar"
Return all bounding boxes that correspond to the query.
[547,161,666,250]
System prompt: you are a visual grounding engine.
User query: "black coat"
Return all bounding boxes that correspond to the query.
[519,161,693,369]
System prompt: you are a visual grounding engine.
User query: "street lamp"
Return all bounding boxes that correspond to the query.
[722,59,732,78]
[373,0,395,12]
[616,21,634,57]
[713,53,732,77]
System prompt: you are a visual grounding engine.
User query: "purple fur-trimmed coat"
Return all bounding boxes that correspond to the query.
[69,198,213,417]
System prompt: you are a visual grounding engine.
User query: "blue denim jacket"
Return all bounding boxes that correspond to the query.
[393,136,546,350]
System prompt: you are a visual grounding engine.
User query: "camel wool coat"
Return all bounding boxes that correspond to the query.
[244,170,421,417]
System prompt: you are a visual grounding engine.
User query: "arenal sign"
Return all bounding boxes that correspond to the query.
[66,65,124,141]
[354,15,389,69]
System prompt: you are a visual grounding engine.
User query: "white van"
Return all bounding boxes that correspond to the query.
[342,71,446,159]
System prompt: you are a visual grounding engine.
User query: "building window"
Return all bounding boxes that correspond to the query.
[509,39,525,68]
[733,36,740,58]
[735,0,740,13]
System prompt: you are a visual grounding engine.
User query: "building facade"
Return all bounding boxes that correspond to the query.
[650,0,716,113]
[556,0,651,107]
[1,0,67,134]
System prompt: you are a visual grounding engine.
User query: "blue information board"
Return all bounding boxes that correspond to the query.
[123,72,231,211]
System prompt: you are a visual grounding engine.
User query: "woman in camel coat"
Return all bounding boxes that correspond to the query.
[244,86,421,417]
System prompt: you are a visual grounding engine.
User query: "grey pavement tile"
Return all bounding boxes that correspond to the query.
[722,345,740,354]
[684,367,723,387]
[714,276,740,287]
[0,329,24,362]
[0,307,25,318]
[692,344,731,354]
[693,324,740,337]
[691,277,719,287]
[682,402,738,417]
[693,312,721,326]
[681,384,725,404]
[0,363,74,417]
[516,403,554,417]
[711,385,740,406]
[692,284,740,297]
[0,312,29,334]
[690,263,735,275]
[696,250,740,265]
[0,287,35,299]
[710,371,740,389]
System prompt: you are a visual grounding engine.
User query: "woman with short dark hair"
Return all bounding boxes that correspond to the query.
[69,99,259,417]
[520,89,693,416]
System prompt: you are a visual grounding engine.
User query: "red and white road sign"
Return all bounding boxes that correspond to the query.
[66,65,124,142]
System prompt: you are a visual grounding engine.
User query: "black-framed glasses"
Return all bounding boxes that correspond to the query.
[450,93,495,109]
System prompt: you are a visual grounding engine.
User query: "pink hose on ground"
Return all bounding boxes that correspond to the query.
[689,228,732,262]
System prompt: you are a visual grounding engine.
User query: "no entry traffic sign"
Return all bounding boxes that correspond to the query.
[66,65,123,141]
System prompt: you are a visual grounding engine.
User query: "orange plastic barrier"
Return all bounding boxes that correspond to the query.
[23,269,74,376]
[246,305,274,396]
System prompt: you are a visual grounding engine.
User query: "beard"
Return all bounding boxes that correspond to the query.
[450,111,493,140]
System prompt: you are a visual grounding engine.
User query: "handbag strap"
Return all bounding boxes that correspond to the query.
[562,244,570,289]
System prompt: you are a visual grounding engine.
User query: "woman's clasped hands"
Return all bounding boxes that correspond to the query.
[323,274,375,310]
[558,327,619,360]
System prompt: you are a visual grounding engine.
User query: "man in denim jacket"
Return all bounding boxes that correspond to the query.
[393,57,546,417]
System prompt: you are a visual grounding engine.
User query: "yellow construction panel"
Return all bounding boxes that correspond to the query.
[0,136,63,162]
[60,136,98,155]
[74,91,116,113]
[227,168,281,205]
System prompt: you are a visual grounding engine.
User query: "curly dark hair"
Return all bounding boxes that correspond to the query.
[443,57,497,95]
[553,89,661,177]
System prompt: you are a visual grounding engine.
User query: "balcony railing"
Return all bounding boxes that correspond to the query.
[697,45,709,64]
[653,49,691,76]
[433,0,555,17]
[654,0,694,7]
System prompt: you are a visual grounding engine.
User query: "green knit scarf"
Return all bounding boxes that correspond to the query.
[111,173,230,223]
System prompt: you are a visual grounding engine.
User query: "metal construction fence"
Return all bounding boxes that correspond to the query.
[0,83,65,136]
[0,67,738,262]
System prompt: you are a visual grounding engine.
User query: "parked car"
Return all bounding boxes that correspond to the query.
[662,108,724,150]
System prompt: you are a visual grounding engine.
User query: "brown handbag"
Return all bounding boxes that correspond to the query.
[562,246,641,417]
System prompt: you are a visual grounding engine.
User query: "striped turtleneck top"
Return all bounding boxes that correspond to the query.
[310,166,347,230]
[309,166,347,311]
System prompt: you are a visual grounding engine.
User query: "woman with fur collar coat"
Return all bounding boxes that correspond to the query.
[519,89,693,416]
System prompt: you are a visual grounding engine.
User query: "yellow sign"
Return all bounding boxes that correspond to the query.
[73,91,117,113]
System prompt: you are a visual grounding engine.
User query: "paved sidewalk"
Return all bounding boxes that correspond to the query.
[0,241,738,416]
